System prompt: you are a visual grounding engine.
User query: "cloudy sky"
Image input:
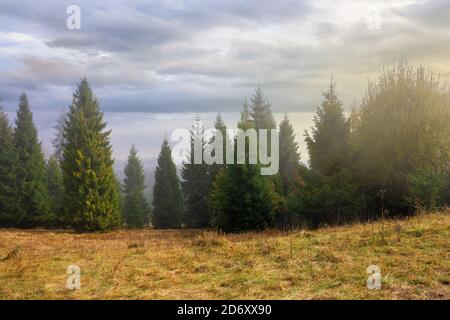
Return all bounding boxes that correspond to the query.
[0,0,449,168]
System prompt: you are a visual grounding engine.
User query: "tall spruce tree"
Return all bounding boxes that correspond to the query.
[61,79,121,231]
[279,114,300,195]
[208,113,228,183]
[249,88,277,161]
[181,115,210,228]
[47,154,64,225]
[209,162,278,233]
[52,111,66,163]
[289,78,362,226]
[122,145,150,228]
[14,94,51,226]
[0,107,19,226]
[239,99,253,129]
[208,102,278,233]
[152,138,183,229]
[249,87,276,131]
[305,78,351,176]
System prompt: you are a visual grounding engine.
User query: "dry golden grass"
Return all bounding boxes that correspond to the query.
[0,211,449,300]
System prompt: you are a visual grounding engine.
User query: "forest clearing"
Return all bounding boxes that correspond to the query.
[0,211,448,300]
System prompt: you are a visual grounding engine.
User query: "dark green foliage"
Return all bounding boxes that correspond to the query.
[286,80,364,227]
[0,107,19,226]
[279,114,300,195]
[52,111,66,163]
[1,61,447,232]
[305,79,351,176]
[152,138,183,229]
[352,61,450,214]
[208,102,278,233]
[46,154,64,225]
[208,113,228,184]
[447,173,450,205]
[274,115,302,229]
[122,146,150,228]
[289,80,364,228]
[61,79,121,231]
[181,116,210,228]
[406,167,448,211]
[14,94,51,226]
[287,167,364,228]
[209,163,278,233]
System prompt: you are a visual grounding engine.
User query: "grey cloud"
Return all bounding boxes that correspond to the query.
[0,0,449,116]
[394,0,450,28]
[47,12,184,52]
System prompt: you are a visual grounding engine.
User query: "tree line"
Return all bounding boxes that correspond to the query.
[0,61,448,232]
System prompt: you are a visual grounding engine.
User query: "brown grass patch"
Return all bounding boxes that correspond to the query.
[0,211,448,299]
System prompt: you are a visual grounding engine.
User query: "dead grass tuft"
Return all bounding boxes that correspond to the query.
[0,247,21,262]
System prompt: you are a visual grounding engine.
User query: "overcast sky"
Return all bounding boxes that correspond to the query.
[1,0,449,167]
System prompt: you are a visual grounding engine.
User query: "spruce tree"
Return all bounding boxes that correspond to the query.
[208,113,228,183]
[249,87,276,131]
[240,100,252,127]
[305,78,351,176]
[52,111,66,163]
[292,79,360,226]
[122,145,150,228]
[61,79,121,231]
[209,163,277,233]
[279,114,300,195]
[209,103,278,233]
[287,167,364,227]
[14,94,51,226]
[0,107,19,226]
[181,116,210,228]
[47,154,64,225]
[248,88,277,161]
[152,138,183,229]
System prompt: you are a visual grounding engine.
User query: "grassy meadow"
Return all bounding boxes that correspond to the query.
[0,211,448,300]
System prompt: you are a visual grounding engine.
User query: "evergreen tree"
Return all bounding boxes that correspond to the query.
[287,79,360,227]
[181,116,210,228]
[14,94,51,226]
[52,111,66,163]
[209,162,278,233]
[287,167,364,227]
[305,78,351,176]
[152,138,183,229]
[208,113,228,183]
[240,100,252,127]
[61,79,121,231]
[0,107,19,226]
[406,167,448,211]
[209,103,278,233]
[248,88,277,160]
[353,61,450,214]
[122,145,150,228]
[249,87,276,131]
[279,114,300,195]
[46,154,64,225]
